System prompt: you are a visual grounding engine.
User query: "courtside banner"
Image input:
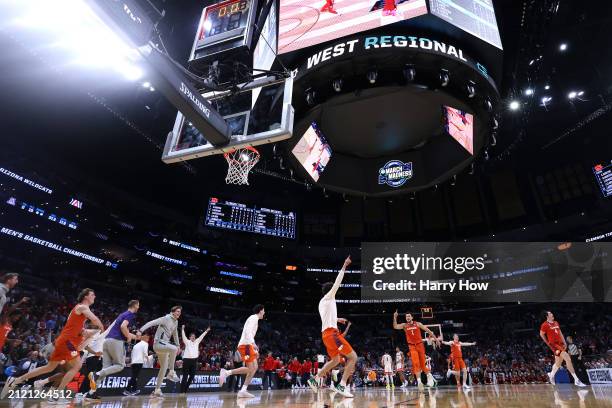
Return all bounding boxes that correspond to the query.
[361,242,612,302]
[587,368,612,384]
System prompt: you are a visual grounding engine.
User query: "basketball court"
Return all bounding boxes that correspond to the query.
[1,386,607,407]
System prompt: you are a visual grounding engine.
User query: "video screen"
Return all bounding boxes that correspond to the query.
[291,122,332,182]
[443,106,474,155]
[279,0,428,54]
[429,0,503,49]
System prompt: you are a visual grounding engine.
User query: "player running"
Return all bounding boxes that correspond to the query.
[395,347,408,388]
[1,288,103,402]
[441,334,476,390]
[308,256,356,398]
[393,310,439,391]
[381,352,394,389]
[219,304,266,398]
[320,0,338,14]
[539,311,586,387]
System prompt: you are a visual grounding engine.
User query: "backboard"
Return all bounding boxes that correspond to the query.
[162,74,294,163]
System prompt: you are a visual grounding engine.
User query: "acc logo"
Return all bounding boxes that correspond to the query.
[378,160,413,188]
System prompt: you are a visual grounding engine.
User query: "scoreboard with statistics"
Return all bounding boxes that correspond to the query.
[594,163,612,198]
[205,197,296,238]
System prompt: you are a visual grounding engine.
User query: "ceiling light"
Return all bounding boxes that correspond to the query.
[559,43,568,51]
[509,100,520,111]
[544,85,550,90]
[568,91,577,99]
[524,88,534,96]
[142,81,151,88]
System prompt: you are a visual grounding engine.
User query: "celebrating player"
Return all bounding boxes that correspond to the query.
[320,0,338,14]
[307,255,356,398]
[393,310,439,391]
[381,351,394,389]
[1,288,103,402]
[138,305,183,397]
[382,0,397,16]
[219,304,266,398]
[441,334,476,390]
[539,311,586,387]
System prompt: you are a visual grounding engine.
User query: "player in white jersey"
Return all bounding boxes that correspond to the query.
[219,304,265,398]
[395,347,408,388]
[381,352,394,389]
[307,256,356,398]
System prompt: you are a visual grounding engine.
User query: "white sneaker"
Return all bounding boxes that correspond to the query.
[462,384,471,390]
[165,370,180,382]
[447,369,452,378]
[219,369,230,387]
[574,379,587,387]
[237,390,254,398]
[329,382,339,393]
[548,372,556,385]
[151,389,163,397]
[334,384,353,398]
[33,380,46,390]
[417,382,425,392]
[1,377,18,399]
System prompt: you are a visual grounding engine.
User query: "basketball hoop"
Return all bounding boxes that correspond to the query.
[223,146,260,185]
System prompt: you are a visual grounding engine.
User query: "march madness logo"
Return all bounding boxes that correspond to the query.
[378,160,413,188]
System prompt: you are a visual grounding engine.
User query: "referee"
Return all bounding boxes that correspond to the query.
[567,336,588,384]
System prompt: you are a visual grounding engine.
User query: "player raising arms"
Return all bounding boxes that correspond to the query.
[1,288,104,401]
[539,311,586,387]
[307,255,356,398]
[219,304,266,398]
[441,334,476,390]
[393,310,439,391]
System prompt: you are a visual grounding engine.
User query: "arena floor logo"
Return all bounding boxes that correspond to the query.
[378,160,413,187]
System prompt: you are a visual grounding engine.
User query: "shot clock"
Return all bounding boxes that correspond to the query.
[190,0,260,64]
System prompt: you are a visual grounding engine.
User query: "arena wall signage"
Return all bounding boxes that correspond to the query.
[0,226,118,269]
[378,160,413,188]
[297,34,492,86]
[95,368,263,396]
[0,167,53,194]
[362,242,612,302]
[587,368,612,384]
[145,250,187,266]
[162,237,207,254]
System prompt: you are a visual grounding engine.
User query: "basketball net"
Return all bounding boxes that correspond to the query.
[224,146,260,185]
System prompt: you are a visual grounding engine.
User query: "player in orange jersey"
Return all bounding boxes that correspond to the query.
[393,310,439,391]
[441,334,476,390]
[307,256,356,398]
[1,288,104,402]
[539,310,586,387]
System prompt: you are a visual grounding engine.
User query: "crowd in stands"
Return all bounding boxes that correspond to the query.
[0,267,610,391]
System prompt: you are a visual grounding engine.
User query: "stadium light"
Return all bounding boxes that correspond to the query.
[367,69,378,85]
[403,64,416,82]
[439,69,450,87]
[332,78,343,93]
[560,43,568,51]
[142,81,151,88]
[568,91,577,99]
[509,100,521,111]
[9,0,144,81]
[524,88,535,96]
[544,85,551,90]
[467,81,476,98]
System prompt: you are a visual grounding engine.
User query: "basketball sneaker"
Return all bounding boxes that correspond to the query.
[219,368,230,387]
[237,390,254,398]
[574,379,587,387]
[165,370,180,382]
[547,372,556,385]
[386,384,390,390]
[307,377,319,391]
[151,389,163,398]
[334,384,353,398]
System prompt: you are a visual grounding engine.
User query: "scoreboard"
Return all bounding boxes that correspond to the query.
[429,0,503,49]
[205,197,296,238]
[594,163,612,198]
